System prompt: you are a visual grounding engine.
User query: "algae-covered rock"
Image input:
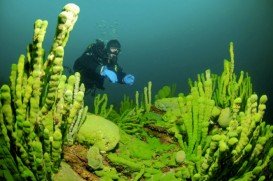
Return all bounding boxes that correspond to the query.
[217,107,232,128]
[154,97,180,112]
[53,162,84,181]
[77,113,120,152]
[146,171,180,181]
[87,146,103,170]
[175,150,186,163]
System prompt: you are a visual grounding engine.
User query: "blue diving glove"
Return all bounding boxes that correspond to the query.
[123,74,135,85]
[101,66,118,83]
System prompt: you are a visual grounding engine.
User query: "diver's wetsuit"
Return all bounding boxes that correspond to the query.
[73,41,126,91]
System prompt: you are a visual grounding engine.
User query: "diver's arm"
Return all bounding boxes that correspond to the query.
[85,56,105,75]
[115,64,127,84]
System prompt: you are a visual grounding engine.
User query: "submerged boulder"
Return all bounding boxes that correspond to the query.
[217,107,232,128]
[77,113,120,152]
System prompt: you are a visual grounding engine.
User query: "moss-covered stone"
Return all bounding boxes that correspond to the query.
[217,107,232,128]
[154,97,180,112]
[77,113,120,152]
[175,150,186,163]
[53,162,84,181]
[87,146,103,170]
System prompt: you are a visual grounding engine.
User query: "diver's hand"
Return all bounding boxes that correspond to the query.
[123,74,135,85]
[101,66,118,83]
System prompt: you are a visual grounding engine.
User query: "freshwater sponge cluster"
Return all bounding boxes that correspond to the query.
[0,3,88,180]
[94,42,273,181]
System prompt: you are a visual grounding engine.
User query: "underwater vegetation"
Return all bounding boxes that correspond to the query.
[0,3,272,181]
[0,3,87,180]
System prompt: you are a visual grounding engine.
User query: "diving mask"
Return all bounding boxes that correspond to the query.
[109,47,120,55]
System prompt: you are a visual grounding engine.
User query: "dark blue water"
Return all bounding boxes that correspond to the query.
[1,0,273,122]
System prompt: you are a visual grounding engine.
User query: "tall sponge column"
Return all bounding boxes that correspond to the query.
[41,3,80,114]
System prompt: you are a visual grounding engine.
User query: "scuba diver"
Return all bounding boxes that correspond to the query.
[73,39,135,95]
